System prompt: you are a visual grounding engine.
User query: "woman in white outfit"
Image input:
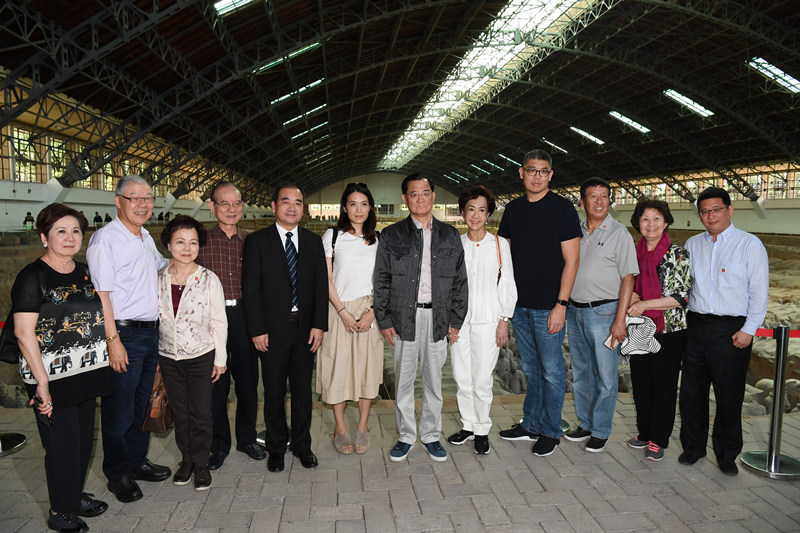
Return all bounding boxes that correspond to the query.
[447,186,517,454]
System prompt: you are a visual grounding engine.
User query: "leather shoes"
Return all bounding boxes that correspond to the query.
[294,449,318,469]
[129,459,172,482]
[719,459,739,476]
[77,492,108,517]
[107,475,143,503]
[678,450,706,466]
[267,452,285,472]
[208,450,228,471]
[237,443,266,461]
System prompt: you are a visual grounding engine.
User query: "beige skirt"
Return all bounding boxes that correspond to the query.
[316,294,384,404]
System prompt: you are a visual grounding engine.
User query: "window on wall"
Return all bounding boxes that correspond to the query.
[10,127,40,182]
[376,204,394,215]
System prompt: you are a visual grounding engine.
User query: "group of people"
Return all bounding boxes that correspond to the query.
[10,147,768,533]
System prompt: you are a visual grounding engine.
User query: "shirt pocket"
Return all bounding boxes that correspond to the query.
[718,262,746,292]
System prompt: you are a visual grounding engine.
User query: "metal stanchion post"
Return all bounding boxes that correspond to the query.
[0,432,27,458]
[742,326,800,479]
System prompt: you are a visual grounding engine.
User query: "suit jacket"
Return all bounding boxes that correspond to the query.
[242,223,328,348]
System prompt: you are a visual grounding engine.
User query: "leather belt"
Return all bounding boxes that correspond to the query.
[225,299,241,307]
[416,302,433,309]
[115,319,159,329]
[688,311,745,322]
[569,298,618,309]
[288,311,299,322]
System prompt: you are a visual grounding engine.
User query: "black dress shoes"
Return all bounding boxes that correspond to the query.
[208,450,228,471]
[107,475,143,503]
[77,492,108,517]
[677,450,706,466]
[719,459,739,476]
[129,459,172,482]
[294,449,319,469]
[237,443,267,461]
[47,510,88,533]
[267,452,285,472]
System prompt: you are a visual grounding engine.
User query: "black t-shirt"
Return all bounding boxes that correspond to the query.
[11,259,111,406]
[498,191,582,309]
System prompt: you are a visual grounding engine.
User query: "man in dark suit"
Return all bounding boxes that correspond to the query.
[242,183,328,472]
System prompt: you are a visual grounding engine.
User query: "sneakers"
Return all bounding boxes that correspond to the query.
[193,465,212,491]
[172,462,193,486]
[532,435,559,456]
[564,426,591,442]
[627,437,649,449]
[447,429,474,445]
[423,441,448,462]
[585,436,607,453]
[389,441,413,462]
[474,435,491,455]
[645,441,664,461]
[499,424,539,441]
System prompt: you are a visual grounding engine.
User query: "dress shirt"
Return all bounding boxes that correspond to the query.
[87,216,168,321]
[410,215,432,303]
[275,223,299,311]
[461,232,517,324]
[196,225,247,300]
[686,223,769,336]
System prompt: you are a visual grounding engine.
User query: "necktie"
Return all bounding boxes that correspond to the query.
[285,232,299,309]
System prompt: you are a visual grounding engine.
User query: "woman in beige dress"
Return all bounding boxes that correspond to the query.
[316,182,383,454]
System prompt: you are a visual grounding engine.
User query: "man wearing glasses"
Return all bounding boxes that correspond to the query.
[196,181,265,470]
[679,187,768,476]
[373,173,468,463]
[497,149,581,457]
[87,175,171,502]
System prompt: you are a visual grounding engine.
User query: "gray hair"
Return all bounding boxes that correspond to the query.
[116,174,151,196]
[522,149,552,167]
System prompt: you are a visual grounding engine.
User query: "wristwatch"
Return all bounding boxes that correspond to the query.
[556,299,570,308]
[500,316,509,322]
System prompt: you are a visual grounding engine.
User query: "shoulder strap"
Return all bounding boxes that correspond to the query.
[331,229,339,265]
[495,233,502,283]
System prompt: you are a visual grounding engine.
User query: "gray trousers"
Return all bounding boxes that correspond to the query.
[393,308,448,444]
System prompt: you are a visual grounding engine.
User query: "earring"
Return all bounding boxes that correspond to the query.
[43,243,48,248]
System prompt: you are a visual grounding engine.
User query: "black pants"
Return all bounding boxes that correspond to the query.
[210,304,263,453]
[630,329,686,448]
[35,396,96,513]
[262,320,313,455]
[160,351,214,466]
[679,312,751,463]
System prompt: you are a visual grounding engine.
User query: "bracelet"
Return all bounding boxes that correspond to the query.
[337,307,345,314]
[106,333,119,344]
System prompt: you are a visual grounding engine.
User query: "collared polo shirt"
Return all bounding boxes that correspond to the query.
[196,224,248,300]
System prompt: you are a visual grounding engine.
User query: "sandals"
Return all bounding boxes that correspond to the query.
[354,428,370,454]
[333,430,353,455]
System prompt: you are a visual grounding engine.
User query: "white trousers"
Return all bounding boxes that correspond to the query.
[450,322,500,435]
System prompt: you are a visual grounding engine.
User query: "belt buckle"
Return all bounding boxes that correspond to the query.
[225,299,237,307]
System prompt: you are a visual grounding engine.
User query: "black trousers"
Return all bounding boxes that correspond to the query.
[210,304,263,453]
[35,396,96,513]
[630,329,686,448]
[679,312,751,463]
[160,351,214,466]
[262,320,314,455]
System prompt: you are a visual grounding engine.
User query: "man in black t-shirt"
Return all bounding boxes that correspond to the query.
[497,149,581,457]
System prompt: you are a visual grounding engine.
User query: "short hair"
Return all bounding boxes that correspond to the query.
[160,214,208,247]
[271,182,304,204]
[37,203,89,237]
[580,177,612,199]
[401,173,434,194]
[209,181,240,203]
[116,174,150,196]
[522,149,552,167]
[696,186,731,209]
[630,197,674,233]
[337,182,378,245]
[458,185,496,216]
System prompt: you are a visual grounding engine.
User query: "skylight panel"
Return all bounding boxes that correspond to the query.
[569,126,604,145]
[541,138,568,154]
[283,104,327,127]
[470,163,491,174]
[748,57,800,94]
[608,111,650,133]
[452,172,468,181]
[663,89,714,117]
[290,122,328,141]
[271,79,324,105]
[442,174,460,184]
[254,43,321,74]
[214,0,257,16]
[497,153,520,166]
[483,159,505,171]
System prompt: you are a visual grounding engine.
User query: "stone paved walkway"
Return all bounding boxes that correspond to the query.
[3,395,800,532]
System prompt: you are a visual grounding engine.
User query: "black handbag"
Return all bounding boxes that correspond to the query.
[1,263,47,364]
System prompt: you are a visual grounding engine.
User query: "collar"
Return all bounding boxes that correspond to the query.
[409,214,433,230]
[111,215,150,240]
[276,223,298,241]
[703,222,735,243]
[210,224,246,241]
[581,213,614,233]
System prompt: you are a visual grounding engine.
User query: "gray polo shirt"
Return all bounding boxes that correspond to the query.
[571,213,639,303]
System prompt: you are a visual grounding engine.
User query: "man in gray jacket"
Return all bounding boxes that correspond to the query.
[374,173,468,463]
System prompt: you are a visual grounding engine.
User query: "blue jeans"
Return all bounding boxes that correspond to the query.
[566,302,620,439]
[101,327,159,482]
[511,307,566,439]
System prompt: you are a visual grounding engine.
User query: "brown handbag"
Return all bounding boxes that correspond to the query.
[142,365,174,433]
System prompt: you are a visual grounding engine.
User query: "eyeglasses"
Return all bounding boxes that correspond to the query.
[213,200,243,209]
[698,206,727,217]
[406,190,432,199]
[117,194,155,205]
[522,167,552,177]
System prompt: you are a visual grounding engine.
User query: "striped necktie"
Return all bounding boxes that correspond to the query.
[285,231,299,309]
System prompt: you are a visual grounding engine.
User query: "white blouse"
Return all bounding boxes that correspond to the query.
[461,232,517,324]
[322,229,378,302]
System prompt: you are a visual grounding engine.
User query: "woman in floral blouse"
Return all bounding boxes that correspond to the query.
[626,198,691,461]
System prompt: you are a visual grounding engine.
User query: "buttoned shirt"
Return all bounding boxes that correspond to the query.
[275,223,299,311]
[87,216,168,321]
[410,215,432,303]
[196,225,247,300]
[686,223,769,336]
